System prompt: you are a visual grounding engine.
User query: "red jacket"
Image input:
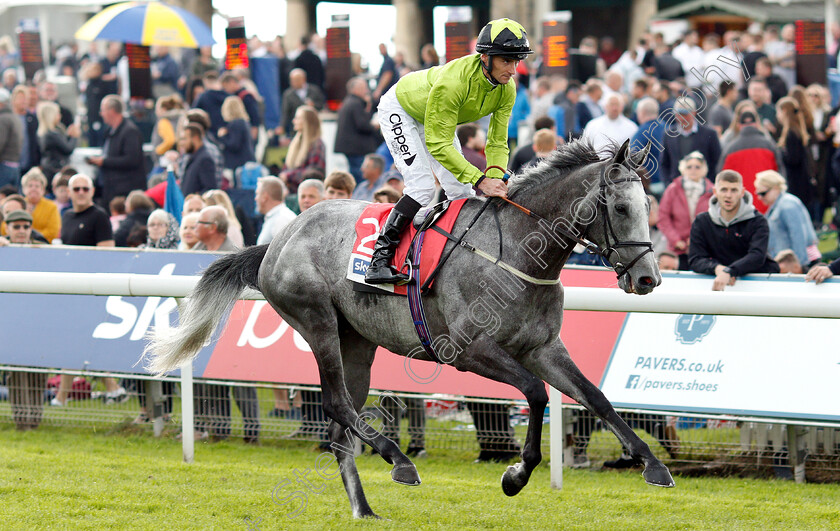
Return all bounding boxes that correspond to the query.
[658,177,714,255]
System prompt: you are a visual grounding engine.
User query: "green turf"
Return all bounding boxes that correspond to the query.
[1,426,839,529]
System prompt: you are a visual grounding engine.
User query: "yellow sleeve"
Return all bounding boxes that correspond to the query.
[424,80,484,185]
[155,118,176,156]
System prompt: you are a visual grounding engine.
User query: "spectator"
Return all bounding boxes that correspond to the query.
[554,81,582,139]
[11,85,40,175]
[81,62,110,147]
[293,35,325,90]
[280,105,325,194]
[51,173,72,215]
[659,152,714,270]
[189,45,218,79]
[179,123,217,196]
[598,36,622,68]
[181,193,205,217]
[151,46,180,97]
[661,96,721,188]
[775,249,802,274]
[523,129,557,169]
[255,176,297,245]
[570,36,606,83]
[324,170,356,199]
[509,116,554,174]
[109,196,126,232]
[766,24,796,90]
[151,94,185,168]
[20,167,61,243]
[37,101,80,179]
[672,31,705,88]
[372,43,399,103]
[0,87,22,188]
[420,43,440,69]
[279,68,325,137]
[372,186,401,203]
[351,154,388,201]
[754,170,820,270]
[334,77,381,183]
[658,250,679,271]
[647,194,668,256]
[747,79,777,134]
[508,69,531,150]
[456,123,487,173]
[1,194,46,243]
[183,109,225,186]
[740,33,767,79]
[753,57,787,104]
[689,170,780,290]
[195,72,228,135]
[629,97,664,193]
[86,95,146,206]
[143,209,180,249]
[805,85,833,215]
[193,205,236,252]
[297,178,324,212]
[720,100,765,148]
[775,96,816,214]
[582,93,638,152]
[718,109,784,213]
[3,209,35,244]
[178,212,200,250]
[528,77,555,134]
[220,72,261,140]
[805,256,840,283]
[708,81,738,136]
[653,43,684,81]
[202,189,247,249]
[386,171,404,195]
[114,190,155,247]
[217,96,255,172]
[576,80,603,130]
[37,82,73,128]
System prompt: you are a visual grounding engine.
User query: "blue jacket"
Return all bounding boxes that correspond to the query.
[630,119,664,185]
[508,86,530,140]
[218,119,255,170]
[764,192,818,266]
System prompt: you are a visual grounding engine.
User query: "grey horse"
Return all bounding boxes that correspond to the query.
[146,139,674,519]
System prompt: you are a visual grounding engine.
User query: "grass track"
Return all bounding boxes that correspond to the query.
[1,426,839,530]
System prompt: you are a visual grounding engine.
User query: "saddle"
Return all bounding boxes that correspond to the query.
[347,199,467,296]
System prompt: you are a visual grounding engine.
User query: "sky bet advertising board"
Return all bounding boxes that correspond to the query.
[1,248,838,421]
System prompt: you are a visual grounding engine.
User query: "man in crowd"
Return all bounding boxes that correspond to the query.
[193,205,236,252]
[279,69,325,137]
[87,95,146,206]
[3,209,36,244]
[256,176,297,245]
[11,85,39,175]
[629,97,663,192]
[39,82,74,127]
[351,154,389,202]
[0,88,22,188]
[583,93,638,152]
[293,35,325,91]
[689,170,780,291]
[747,79,777,133]
[195,72,228,135]
[221,72,261,139]
[297,178,324,213]
[661,97,721,187]
[179,124,217,196]
[60,174,114,247]
[457,123,487,173]
[151,46,180,97]
[509,116,554,173]
[324,171,356,199]
[372,43,399,104]
[334,77,381,183]
[708,81,738,135]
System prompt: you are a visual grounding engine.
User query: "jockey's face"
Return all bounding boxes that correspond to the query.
[483,55,519,84]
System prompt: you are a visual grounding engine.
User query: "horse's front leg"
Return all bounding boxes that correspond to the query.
[453,336,548,496]
[522,338,675,488]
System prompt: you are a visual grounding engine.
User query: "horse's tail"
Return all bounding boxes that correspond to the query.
[144,244,269,376]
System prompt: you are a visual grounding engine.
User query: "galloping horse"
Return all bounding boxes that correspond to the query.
[146,139,674,519]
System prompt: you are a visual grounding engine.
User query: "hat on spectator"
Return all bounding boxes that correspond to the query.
[5,210,33,223]
[385,170,403,182]
[0,88,10,104]
[739,111,757,125]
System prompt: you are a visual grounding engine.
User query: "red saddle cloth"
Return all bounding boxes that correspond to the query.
[348,199,467,295]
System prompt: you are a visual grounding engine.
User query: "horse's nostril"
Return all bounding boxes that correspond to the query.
[639,276,654,286]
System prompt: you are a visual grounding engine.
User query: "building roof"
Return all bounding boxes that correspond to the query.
[655,0,824,23]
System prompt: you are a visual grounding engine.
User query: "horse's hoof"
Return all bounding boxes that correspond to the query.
[355,511,382,519]
[643,461,676,488]
[391,462,421,486]
[501,462,529,497]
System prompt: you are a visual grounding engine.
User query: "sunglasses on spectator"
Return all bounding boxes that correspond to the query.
[197,220,216,225]
[9,223,31,230]
[755,190,769,197]
[72,186,91,192]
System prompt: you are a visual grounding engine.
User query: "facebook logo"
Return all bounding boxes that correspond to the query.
[352,258,370,274]
[626,375,640,389]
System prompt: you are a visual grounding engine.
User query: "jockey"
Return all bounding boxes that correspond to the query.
[365,18,534,285]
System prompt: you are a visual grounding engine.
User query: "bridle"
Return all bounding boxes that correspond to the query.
[488,164,654,280]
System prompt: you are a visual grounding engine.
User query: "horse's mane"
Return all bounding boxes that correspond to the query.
[508,139,615,196]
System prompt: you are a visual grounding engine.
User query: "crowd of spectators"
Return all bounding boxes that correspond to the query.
[0,24,838,465]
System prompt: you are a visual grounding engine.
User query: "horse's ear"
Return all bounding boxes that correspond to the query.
[612,139,631,166]
[629,142,651,169]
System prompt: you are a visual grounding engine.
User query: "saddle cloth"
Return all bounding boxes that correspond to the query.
[346,199,467,295]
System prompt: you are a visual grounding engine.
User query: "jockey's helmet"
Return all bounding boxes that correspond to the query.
[475,18,534,60]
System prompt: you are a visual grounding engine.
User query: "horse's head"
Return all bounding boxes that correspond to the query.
[585,139,661,295]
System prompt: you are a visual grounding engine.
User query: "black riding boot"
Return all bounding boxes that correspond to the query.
[365,196,421,285]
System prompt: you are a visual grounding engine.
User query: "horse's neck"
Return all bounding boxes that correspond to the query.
[504,172,599,280]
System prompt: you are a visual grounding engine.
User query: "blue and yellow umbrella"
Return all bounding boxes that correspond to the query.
[75,1,214,48]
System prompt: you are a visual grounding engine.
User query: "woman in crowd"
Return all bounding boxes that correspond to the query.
[144,209,180,249]
[720,100,766,148]
[37,101,80,179]
[805,84,835,218]
[658,152,714,270]
[280,105,325,194]
[20,168,61,243]
[420,43,440,69]
[754,169,821,271]
[201,189,246,248]
[178,212,200,250]
[217,95,255,173]
[775,96,817,218]
[181,193,205,217]
[114,191,156,247]
[151,94,185,168]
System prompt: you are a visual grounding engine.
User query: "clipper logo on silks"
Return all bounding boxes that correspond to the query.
[674,314,716,345]
[389,114,416,166]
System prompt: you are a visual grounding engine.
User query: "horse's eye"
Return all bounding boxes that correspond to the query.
[615,204,628,215]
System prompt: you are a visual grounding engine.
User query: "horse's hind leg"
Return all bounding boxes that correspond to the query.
[523,339,675,487]
[454,336,548,496]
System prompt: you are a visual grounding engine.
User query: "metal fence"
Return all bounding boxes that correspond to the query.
[3,367,838,482]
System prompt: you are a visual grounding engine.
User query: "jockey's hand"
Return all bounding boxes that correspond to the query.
[478,177,508,198]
